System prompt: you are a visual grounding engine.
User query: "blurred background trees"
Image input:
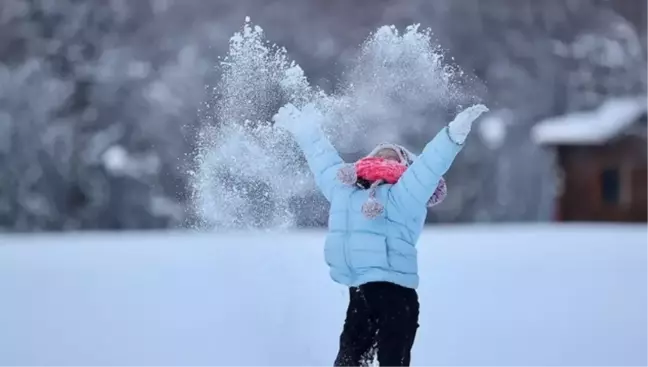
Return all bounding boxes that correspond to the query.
[0,0,645,231]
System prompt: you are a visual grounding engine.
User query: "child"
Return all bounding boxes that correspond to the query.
[273,103,488,366]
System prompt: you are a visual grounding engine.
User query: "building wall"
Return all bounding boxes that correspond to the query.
[558,135,647,222]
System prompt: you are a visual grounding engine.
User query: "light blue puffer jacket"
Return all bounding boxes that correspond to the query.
[291,122,463,290]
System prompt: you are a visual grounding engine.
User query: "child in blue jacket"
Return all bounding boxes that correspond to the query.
[273,103,488,366]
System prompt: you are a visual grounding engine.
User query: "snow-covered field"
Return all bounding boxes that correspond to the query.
[0,224,645,366]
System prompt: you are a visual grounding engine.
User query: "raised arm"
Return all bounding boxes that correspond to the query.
[388,105,489,211]
[273,103,346,202]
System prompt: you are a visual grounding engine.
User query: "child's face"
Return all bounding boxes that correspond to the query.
[374,148,402,163]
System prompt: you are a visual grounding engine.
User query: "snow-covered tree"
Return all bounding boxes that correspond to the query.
[0,0,645,230]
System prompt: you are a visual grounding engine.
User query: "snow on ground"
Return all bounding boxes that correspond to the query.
[0,224,646,366]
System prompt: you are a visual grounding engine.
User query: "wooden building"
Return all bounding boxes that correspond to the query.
[532,96,647,222]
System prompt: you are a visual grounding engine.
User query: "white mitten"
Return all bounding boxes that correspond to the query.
[272,103,301,133]
[447,104,489,145]
[273,102,326,137]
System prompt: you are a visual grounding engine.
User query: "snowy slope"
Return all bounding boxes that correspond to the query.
[0,225,646,366]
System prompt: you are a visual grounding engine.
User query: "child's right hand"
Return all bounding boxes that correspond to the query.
[273,103,301,132]
[273,102,325,135]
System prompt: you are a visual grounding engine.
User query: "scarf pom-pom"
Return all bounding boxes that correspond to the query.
[427,177,447,207]
[337,164,357,185]
[362,197,384,219]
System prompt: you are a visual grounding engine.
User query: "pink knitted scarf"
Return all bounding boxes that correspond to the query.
[337,157,448,219]
[355,157,407,184]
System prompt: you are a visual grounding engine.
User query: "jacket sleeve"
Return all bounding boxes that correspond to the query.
[290,123,346,202]
[388,127,463,210]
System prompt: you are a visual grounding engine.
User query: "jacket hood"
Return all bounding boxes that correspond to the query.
[365,143,417,166]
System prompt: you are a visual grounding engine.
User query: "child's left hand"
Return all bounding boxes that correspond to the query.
[447,104,489,145]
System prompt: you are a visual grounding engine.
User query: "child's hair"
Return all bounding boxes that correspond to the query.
[356,177,373,190]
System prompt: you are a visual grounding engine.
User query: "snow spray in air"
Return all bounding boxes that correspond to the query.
[189,18,471,231]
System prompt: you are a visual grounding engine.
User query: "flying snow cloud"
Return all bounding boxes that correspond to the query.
[190,18,475,230]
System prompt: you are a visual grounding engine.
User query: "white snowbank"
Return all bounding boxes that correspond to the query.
[0,225,645,366]
[532,96,647,145]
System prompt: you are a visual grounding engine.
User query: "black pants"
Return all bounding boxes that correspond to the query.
[334,282,419,366]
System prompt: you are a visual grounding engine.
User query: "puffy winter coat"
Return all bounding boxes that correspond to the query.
[289,121,463,290]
